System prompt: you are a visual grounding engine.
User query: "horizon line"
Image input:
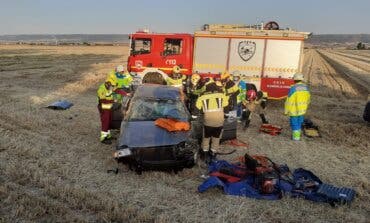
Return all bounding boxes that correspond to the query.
[1,33,370,36]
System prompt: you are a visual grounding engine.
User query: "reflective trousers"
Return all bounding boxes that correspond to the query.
[202,126,223,153]
[290,115,304,140]
[98,105,112,132]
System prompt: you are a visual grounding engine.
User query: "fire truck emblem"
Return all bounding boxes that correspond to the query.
[238,41,256,61]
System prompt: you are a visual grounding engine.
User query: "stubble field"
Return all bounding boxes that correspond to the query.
[0,45,369,222]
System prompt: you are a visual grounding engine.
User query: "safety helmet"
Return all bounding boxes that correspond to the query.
[116,65,125,73]
[232,70,241,82]
[213,76,222,87]
[172,65,181,74]
[191,73,201,85]
[221,71,231,80]
[231,70,241,78]
[293,73,304,81]
[247,89,257,101]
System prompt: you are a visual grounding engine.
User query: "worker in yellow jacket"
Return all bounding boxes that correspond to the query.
[284,73,311,141]
[107,65,133,103]
[221,71,239,113]
[97,76,128,144]
[166,65,187,88]
[196,82,229,162]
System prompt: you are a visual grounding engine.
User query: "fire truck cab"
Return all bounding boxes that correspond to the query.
[128,32,193,76]
[127,23,310,99]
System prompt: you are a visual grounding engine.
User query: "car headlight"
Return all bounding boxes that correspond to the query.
[113,148,132,158]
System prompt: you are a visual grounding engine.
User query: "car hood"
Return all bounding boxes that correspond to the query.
[118,121,190,148]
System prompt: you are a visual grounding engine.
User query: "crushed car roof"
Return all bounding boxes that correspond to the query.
[134,85,181,100]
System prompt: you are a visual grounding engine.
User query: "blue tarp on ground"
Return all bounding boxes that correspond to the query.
[47,100,73,110]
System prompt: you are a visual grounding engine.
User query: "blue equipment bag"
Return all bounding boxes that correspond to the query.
[316,183,356,206]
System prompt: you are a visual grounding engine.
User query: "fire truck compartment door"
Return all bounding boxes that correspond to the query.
[264,40,302,78]
[193,38,228,74]
[228,38,265,78]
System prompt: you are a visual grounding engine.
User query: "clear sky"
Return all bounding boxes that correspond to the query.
[1,0,369,35]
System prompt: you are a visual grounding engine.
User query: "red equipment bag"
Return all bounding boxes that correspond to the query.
[259,124,282,136]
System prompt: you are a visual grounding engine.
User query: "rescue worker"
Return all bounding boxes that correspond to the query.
[166,65,187,88]
[242,86,269,129]
[108,65,133,102]
[221,71,239,113]
[284,73,311,141]
[196,82,229,162]
[187,73,205,115]
[231,71,247,118]
[97,77,117,144]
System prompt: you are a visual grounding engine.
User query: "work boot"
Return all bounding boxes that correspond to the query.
[243,120,251,130]
[292,130,301,141]
[209,151,217,162]
[101,137,112,145]
[260,114,269,124]
[204,151,212,165]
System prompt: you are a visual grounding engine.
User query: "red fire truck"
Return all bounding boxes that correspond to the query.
[127,22,310,99]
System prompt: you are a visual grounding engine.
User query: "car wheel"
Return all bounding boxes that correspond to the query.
[135,165,143,175]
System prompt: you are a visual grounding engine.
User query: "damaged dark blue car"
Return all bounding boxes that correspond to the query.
[114,85,198,174]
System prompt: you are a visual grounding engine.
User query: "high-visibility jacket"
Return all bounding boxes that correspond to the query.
[284,82,311,116]
[237,80,247,103]
[166,75,186,88]
[97,83,114,110]
[190,84,205,96]
[224,79,239,96]
[108,70,133,88]
[196,92,229,112]
[196,92,229,127]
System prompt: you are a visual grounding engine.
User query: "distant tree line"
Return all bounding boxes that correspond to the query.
[356,42,367,50]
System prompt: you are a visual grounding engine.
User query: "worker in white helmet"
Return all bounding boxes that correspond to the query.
[284,73,311,141]
[107,65,133,102]
[166,66,187,88]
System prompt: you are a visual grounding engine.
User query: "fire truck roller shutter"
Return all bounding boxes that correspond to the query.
[263,40,302,78]
[228,38,265,78]
[193,37,229,75]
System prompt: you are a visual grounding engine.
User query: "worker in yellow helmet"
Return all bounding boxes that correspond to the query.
[97,77,118,144]
[196,82,229,163]
[107,65,133,102]
[284,73,311,141]
[221,71,239,112]
[166,65,187,88]
[186,73,205,115]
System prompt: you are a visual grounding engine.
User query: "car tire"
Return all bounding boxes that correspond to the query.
[364,101,370,122]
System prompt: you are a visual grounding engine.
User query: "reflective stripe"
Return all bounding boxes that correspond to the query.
[202,100,208,111]
[204,108,223,112]
[172,84,183,88]
[216,98,221,108]
[101,103,113,109]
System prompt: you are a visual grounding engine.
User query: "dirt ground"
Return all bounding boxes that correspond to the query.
[0,45,369,223]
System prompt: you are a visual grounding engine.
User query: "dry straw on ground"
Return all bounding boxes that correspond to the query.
[0,45,369,222]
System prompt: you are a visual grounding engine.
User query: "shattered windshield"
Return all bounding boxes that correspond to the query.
[128,98,188,121]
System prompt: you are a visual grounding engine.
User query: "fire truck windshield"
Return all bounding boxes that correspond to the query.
[131,38,151,55]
